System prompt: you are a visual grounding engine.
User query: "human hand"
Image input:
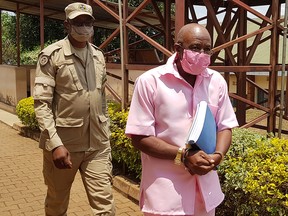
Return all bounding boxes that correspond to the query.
[210,153,223,166]
[184,150,215,175]
[52,146,72,169]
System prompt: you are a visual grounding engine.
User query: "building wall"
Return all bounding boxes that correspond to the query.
[0,65,27,106]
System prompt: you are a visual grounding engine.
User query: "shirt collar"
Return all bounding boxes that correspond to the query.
[62,36,93,57]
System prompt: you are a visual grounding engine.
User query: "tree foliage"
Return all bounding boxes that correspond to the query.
[1,11,17,64]
[1,11,64,64]
[20,14,65,51]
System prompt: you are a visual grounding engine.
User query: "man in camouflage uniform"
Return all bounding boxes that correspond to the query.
[33,2,115,215]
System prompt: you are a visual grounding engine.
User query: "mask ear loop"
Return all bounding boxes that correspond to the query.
[175,43,185,61]
[174,52,179,62]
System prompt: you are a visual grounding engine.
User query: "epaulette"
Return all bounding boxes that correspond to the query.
[39,41,62,57]
[90,43,104,55]
[38,41,63,66]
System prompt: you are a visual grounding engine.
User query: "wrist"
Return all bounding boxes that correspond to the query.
[181,148,186,163]
[52,146,61,153]
[213,151,225,163]
[182,147,198,167]
[174,147,185,165]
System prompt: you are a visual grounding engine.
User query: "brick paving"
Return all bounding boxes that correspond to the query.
[0,122,143,216]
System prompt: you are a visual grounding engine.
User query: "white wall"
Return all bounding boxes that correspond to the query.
[0,65,27,106]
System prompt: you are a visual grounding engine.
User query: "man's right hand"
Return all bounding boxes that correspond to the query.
[184,150,215,175]
[52,146,72,169]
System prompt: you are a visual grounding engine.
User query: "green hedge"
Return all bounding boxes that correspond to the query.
[217,128,288,216]
[16,97,288,214]
[108,102,141,180]
[16,96,39,130]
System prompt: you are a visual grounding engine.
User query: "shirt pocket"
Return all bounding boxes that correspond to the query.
[69,68,84,91]
[56,60,84,92]
[55,117,84,144]
[96,114,110,141]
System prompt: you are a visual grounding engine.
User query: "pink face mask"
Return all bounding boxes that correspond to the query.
[180,49,211,75]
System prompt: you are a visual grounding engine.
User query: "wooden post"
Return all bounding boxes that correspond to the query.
[164,0,171,61]
[16,3,20,66]
[122,0,129,109]
[0,10,2,64]
[236,6,247,126]
[40,0,44,50]
[175,0,185,38]
[267,0,280,133]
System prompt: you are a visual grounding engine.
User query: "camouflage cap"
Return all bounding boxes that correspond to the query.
[65,2,94,20]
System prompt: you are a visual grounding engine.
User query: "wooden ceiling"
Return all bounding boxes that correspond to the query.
[0,0,285,29]
[0,0,164,29]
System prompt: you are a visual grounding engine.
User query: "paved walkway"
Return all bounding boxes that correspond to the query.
[0,113,142,215]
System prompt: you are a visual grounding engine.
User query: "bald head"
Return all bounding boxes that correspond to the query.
[177,23,211,45]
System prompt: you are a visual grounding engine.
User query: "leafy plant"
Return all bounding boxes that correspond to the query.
[217,128,288,216]
[20,40,58,65]
[1,11,17,65]
[16,96,39,130]
[108,102,141,180]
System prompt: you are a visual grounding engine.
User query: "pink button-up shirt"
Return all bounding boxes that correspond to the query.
[125,54,239,215]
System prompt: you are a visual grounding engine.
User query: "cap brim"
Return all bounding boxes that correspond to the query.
[68,11,95,20]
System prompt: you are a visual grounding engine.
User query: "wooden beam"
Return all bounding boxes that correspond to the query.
[105,83,122,103]
[164,0,172,61]
[134,17,163,33]
[212,25,273,52]
[211,5,237,64]
[246,77,269,94]
[203,0,236,65]
[0,10,2,64]
[99,27,120,50]
[231,0,273,24]
[122,0,129,108]
[267,0,280,133]
[16,3,20,66]
[40,0,44,50]
[104,32,163,56]
[229,93,269,112]
[186,1,197,22]
[126,0,151,23]
[240,113,269,129]
[151,0,165,28]
[245,6,272,64]
[235,6,247,126]
[126,23,172,57]
[175,0,185,38]
[93,0,120,21]
[209,65,272,72]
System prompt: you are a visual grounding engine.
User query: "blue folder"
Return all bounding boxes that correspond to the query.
[186,101,217,154]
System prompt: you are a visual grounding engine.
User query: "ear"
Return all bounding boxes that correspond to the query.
[64,20,70,32]
[174,43,182,52]
[174,43,184,61]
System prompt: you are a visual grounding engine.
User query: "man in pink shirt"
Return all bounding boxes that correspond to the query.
[125,23,239,216]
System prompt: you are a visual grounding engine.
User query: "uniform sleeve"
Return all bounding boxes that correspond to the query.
[101,56,108,115]
[33,53,63,151]
[92,45,108,116]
